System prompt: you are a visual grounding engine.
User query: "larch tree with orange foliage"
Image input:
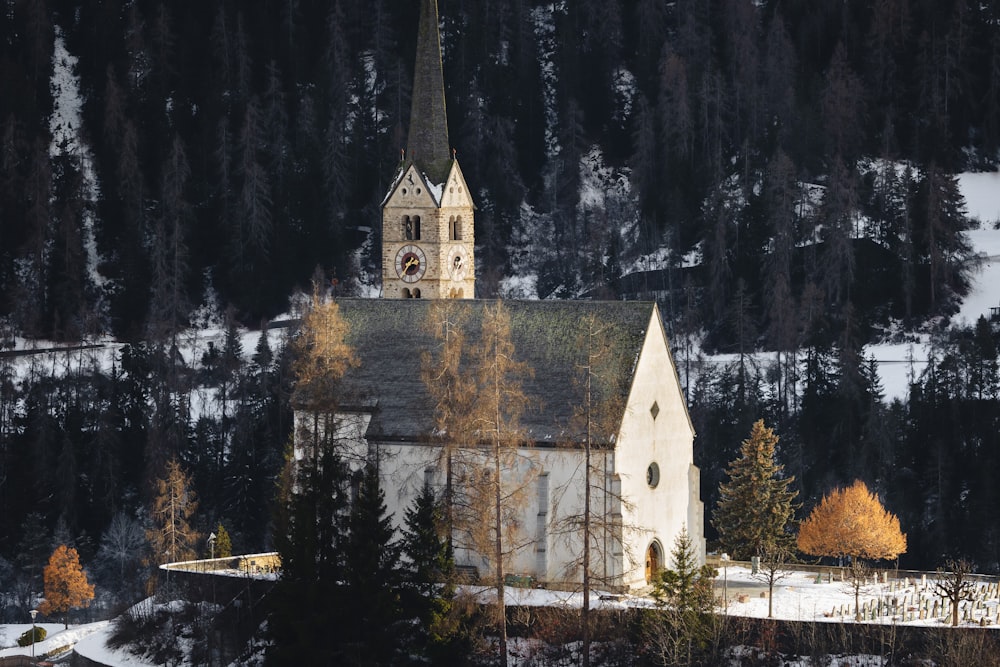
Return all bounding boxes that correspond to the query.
[797,480,906,619]
[40,545,95,628]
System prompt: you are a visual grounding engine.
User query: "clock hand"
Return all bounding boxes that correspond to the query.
[403,256,419,273]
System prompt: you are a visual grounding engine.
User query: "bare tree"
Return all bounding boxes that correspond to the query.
[420,300,475,544]
[548,312,629,667]
[462,301,533,667]
[935,559,977,627]
[146,457,200,567]
[290,285,358,461]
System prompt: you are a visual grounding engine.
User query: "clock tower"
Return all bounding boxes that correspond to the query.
[381,0,475,299]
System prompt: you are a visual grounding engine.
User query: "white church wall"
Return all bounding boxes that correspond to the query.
[354,438,625,589]
[614,308,703,589]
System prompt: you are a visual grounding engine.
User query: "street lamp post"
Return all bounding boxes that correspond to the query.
[29,609,38,659]
[721,553,731,613]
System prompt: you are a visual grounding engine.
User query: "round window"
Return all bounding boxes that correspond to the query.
[646,462,660,488]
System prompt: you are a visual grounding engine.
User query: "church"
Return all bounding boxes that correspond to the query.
[298,0,704,591]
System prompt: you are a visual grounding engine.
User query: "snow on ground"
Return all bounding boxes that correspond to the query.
[687,171,1000,403]
[2,565,997,665]
[472,565,1000,629]
[862,172,1000,400]
[960,171,1000,227]
[50,25,105,292]
[0,621,109,661]
[72,622,160,667]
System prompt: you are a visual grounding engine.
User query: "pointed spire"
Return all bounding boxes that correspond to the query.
[406,0,452,184]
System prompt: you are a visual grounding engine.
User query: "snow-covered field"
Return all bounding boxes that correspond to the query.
[2,565,995,666]
[0,617,160,666]
[482,565,999,629]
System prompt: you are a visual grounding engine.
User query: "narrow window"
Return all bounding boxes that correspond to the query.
[536,472,549,577]
[403,215,413,240]
[453,216,463,241]
[413,215,421,240]
[402,288,412,298]
[413,288,421,298]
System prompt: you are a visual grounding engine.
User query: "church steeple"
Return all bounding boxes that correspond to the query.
[406,0,451,184]
[380,0,475,301]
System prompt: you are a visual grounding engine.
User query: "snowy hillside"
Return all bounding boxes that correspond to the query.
[866,171,1000,401]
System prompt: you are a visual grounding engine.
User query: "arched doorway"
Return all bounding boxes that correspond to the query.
[645,540,663,584]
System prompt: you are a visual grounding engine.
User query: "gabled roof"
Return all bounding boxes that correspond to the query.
[330,299,658,444]
[382,160,475,210]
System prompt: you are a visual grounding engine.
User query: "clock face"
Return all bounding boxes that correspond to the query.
[395,244,427,283]
[447,246,468,281]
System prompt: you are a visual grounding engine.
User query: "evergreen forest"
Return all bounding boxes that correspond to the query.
[3,0,1000,621]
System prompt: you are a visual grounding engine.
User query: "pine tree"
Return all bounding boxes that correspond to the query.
[268,443,350,665]
[713,420,800,560]
[269,289,359,664]
[653,527,717,614]
[401,483,453,598]
[714,419,801,617]
[214,523,232,558]
[400,483,468,661]
[342,461,402,665]
[645,526,717,666]
[39,544,95,628]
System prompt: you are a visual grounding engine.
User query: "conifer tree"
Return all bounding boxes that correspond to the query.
[269,443,350,665]
[342,461,402,665]
[646,527,717,666]
[401,483,454,599]
[214,523,232,558]
[713,420,799,560]
[713,419,800,617]
[401,483,467,661]
[269,286,358,664]
[39,544,95,628]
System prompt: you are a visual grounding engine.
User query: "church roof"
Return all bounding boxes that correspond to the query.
[330,299,659,445]
[406,0,452,184]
